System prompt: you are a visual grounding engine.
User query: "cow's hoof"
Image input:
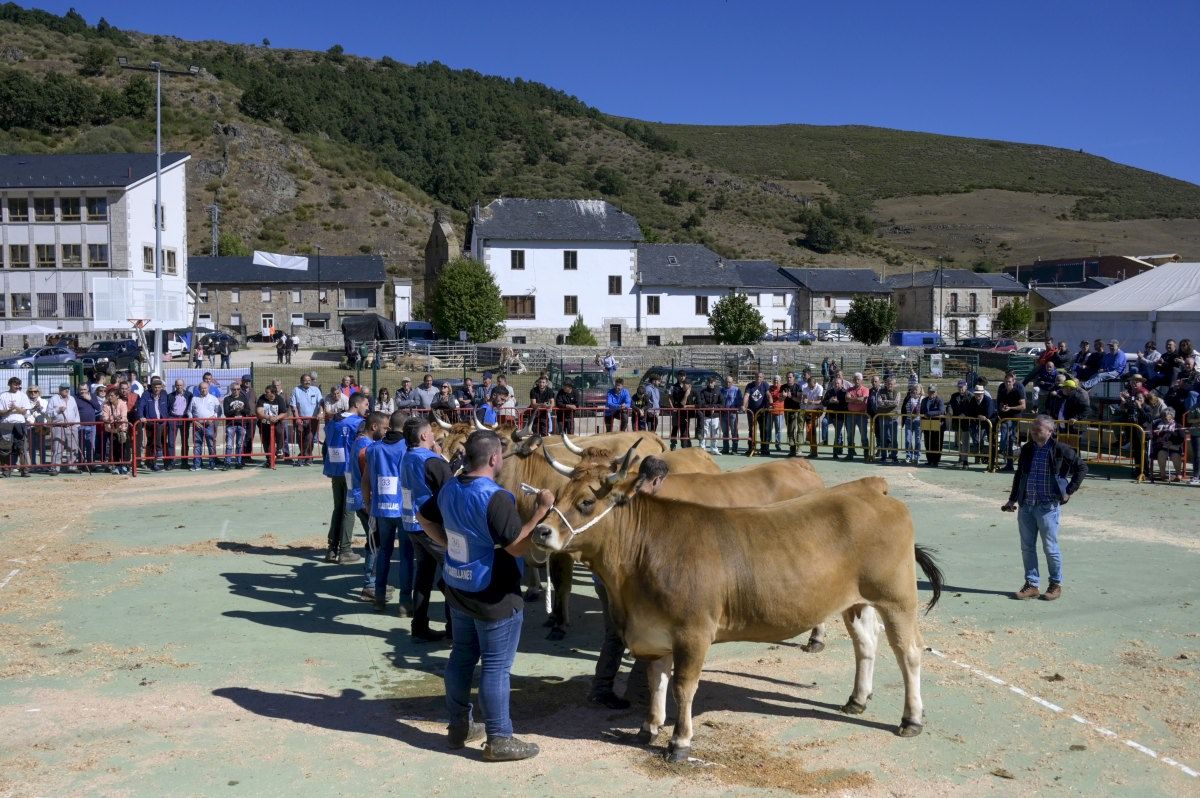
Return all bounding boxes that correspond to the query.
[801,640,825,654]
[664,744,691,764]
[840,698,868,715]
[897,720,923,738]
[635,728,653,745]
[545,627,566,641]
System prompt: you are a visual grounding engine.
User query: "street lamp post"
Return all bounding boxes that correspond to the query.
[118,57,199,376]
[315,245,323,330]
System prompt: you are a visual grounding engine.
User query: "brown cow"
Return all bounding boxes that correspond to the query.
[532,451,942,762]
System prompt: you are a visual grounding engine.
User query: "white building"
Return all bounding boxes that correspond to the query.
[467,198,642,346]
[0,152,190,334]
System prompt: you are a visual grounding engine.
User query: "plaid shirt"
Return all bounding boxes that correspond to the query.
[1025,439,1057,504]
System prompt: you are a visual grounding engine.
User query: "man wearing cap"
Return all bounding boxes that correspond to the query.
[137,377,171,471]
[1002,414,1086,601]
[0,376,35,477]
[238,375,258,463]
[919,384,946,466]
[1071,340,1091,379]
[1082,339,1128,389]
[960,384,995,468]
[996,371,1027,472]
[1050,379,1090,423]
[46,383,81,475]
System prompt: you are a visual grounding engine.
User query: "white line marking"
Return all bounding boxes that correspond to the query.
[0,569,18,590]
[926,647,1197,779]
[219,519,229,541]
[25,708,39,712]
[7,558,26,564]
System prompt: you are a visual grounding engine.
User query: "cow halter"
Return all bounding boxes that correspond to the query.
[522,482,619,548]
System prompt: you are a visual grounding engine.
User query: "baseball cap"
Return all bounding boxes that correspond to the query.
[58,383,71,391]
[1064,379,1078,389]
[956,379,967,388]
[927,385,938,392]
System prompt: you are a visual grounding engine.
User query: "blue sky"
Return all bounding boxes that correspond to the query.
[36,0,1200,185]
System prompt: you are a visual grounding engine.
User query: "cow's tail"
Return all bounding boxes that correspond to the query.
[914,545,943,614]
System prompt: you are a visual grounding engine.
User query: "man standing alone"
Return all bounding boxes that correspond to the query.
[1001,415,1086,601]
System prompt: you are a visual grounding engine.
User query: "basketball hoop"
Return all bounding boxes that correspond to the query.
[129,319,149,330]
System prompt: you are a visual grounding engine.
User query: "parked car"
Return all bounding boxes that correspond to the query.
[890,331,946,348]
[955,337,993,349]
[547,365,617,406]
[636,366,724,399]
[0,345,78,369]
[775,330,815,343]
[80,339,142,375]
[1017,345,1046,356]
[198,331,240,354]
[977,338,1018,353]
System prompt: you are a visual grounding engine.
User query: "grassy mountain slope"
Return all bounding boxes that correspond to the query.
[1,4,1197,287]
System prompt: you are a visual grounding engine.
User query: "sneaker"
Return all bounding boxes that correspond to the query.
[324,548,338,563]
[1041,583,1062,601]
[1190,477,1200,486]
[483,736,540,762]
[190,465,199,472]
[396,601,415,619]
[336,551,362,565]
[447,721,485,750]
[1014,583,1040,600]
[359,586,376,602]
[587,690,631,710]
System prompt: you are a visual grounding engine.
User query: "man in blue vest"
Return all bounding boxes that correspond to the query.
[418,430,553,762]
[323,393,369,564]
[362,410,412,614]
[397,415,454,641]
[350,412,389,601]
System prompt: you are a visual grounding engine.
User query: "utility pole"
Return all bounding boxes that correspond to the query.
[208,204,220,256]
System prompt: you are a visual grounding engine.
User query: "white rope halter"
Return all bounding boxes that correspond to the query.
[521,482,619,615]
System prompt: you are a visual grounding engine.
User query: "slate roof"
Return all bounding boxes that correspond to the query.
[471,198,642,242]
[1085,276,1118,288]
[886,269,990,289]
[638,243,738,288]
[783,268,890,294]
[1032,287,1096,307]
[189,255,386,285]
[0,152,190,189]
[732,260,795,290]
[973,272,1027,294]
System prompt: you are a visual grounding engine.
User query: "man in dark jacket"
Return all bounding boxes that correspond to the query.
[1002,415,1086,601]
[743,371,772,457]
[1049,379,1090,422]
[166,378,193,469]
[695,375,723,454]
[668,373,692,450]
[821,375,848,457]
[137,378,171,471]
[74,385,100,470]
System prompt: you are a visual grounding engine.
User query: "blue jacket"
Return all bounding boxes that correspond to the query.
[1100,349,1128,376]
[605,388,631,412]
[722,386,743,408]
[166,389,193,419]
[137,390,171,421]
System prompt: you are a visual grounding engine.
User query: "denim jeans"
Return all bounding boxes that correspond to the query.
[410,532,448,630]
[878,417,898,461]
[720,410,739,452]
[78,426,95,467]
[845,413,868,457]
[373,517,414,601]
[998,419,1019,465]
[904,418,922,460]
[445,606,524,738]
[1018,501,1062,585]
[192,421,216,467]
[224,424,245,466]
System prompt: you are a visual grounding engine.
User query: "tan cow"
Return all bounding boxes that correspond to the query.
[532,451,943,762]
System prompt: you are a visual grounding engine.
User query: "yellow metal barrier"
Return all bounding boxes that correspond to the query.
[1011,417,1147,479]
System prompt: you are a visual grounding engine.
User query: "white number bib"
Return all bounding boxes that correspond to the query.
[328,447,346,464]
[377,476,399,495]
[446,529,469,562]
[401,487,413,513]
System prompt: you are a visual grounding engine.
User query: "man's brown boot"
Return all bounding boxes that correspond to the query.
[1041,583,1062,601]
[1014,583,1040,600]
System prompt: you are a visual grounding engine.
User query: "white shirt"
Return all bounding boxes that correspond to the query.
[188,393,222,419]
[801,383,825,407]
[129,379,144,397]
[46,394,80,425]
[0,389,34,423]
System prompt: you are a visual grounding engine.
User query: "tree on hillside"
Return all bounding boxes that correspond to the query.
[429,258,505,343]
[708,293,766,345]
[994,297,1033,337]
[79,43,113,76]
[217,232,251,257]
[799,215,841,254]
[564,315,598,346]
[842,295,897,346]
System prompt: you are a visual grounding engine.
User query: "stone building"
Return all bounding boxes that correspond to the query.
[783,268,890,331]
[423,209,459,300]
[888,269,1002,342]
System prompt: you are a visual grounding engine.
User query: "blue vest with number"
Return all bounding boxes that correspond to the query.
[346,434,373,512]
[400,446,440,532]
[438,476,514,592]
[366,438,406,518]
[322,414,363,478]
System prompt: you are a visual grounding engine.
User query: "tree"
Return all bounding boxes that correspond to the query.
[592,166,625,196]
[79,43,112,76]
[564,315,598,346]
[800,215,841,253]
[429,258,505,343]
[842,295,898,346]
[217,232,251,256]
[261,38,271,47]
[708,293,766,345]
[995,297,1033,337]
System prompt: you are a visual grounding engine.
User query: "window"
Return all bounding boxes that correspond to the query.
[773,293,786,307]
[143,246,155,271]
[64,293,84,318]
[948,292,959,312]
[86,197,108,221]
[968,293,977,312]
[992,295,999,309]
[260,313,275,333]
[36,244,56,268]
[0,294,5,316]
[824,295,832,308]
[8,244,30,268]
[60,197,81,221]
[695,296,709,316]
[511,336,526,345]
[563,250,577,270]
[11,293,31,317]
[318,289,327,304]
[37,293,57,317]
[608,275,622,295]
[748,293,759,305]
[198,314,212,326]
[646,295,660,315]
[230,313,242,327]
[502,295,535,320]
[260,289,272,302]
[291,313,305,328]
[33,197,54,221]
[563,295,578,315]
[230,289,240,303]
[969,320,977,337]
[61,244,82,268]
[87,244,108,268]
[646,335,661,346]
[198,289,209,303]
[510,250,525,270]
[291,290,302,303]
[165,250,177,275]
[342,287,376,309]
[948,319,959,339]
[8,198,29,222]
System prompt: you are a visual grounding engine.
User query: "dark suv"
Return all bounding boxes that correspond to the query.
[637,367,724,397]
[81,340,143,375]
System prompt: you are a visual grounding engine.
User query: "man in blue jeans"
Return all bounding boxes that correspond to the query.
[1001,415,1086,601]
[418,430,553,762]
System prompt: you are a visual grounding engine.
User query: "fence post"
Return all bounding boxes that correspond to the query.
[269,424,277,470]
[131,420,139,477]
[372,354,379,395]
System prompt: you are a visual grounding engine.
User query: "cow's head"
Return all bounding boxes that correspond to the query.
[442,414,509,461]
[533,442,639,553]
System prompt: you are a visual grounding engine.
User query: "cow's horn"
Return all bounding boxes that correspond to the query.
[607,439,642,484]
[472,414,487,431]
[561,431,584,455]
[543,444,575,477]
[432,413,452,431]
[512,425,529,441]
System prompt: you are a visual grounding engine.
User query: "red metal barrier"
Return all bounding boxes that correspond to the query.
[132,416,264,475]
[7,421,129,474]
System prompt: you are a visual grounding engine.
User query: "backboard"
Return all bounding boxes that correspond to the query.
[92,277,189,331]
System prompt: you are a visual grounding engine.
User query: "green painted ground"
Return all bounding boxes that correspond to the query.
[0,454,1196,797]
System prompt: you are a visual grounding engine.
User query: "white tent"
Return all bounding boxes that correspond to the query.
[1050,262,1200,347]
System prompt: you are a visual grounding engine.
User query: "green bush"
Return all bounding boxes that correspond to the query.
[564,315,598,345]
[842,295,897,346]
[708,294,766,345]
[429,258,505,342]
